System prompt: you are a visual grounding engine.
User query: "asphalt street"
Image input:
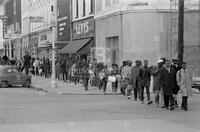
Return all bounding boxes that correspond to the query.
[0,87,200,132]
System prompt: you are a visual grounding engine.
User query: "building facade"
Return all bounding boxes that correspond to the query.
[94,0,200,72]
[60,0,95,60]
[4,0,21,59]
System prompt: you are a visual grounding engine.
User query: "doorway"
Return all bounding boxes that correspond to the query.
[106,36,119,66]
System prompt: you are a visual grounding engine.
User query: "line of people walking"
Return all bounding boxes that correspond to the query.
[14,52,193,111]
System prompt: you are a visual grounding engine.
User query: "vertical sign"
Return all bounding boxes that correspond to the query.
[57,0,71,41]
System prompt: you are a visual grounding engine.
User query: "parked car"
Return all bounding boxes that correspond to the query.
[0,65,32,88]
[192,70,200,91]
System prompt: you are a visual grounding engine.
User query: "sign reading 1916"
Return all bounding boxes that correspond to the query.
[72,18,94,40]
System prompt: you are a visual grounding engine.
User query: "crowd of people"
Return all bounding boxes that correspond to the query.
[0,52,193,111]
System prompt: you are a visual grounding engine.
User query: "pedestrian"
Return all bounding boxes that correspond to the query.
[65,57,70,83]
[82,64,90,91]
[44,58,51,78]
[60,58,66,82]
[139,60,153,104]
[176,62,193,111]
[171,58,182,108]
[159,60,176,111]
[151,59,163,107]
[56,61,61,80]
[100,65,109,95]
[88,63,95,86]
[110,64,120,94]
[33,58,40,76]
[23,52,31,75]
[129,60,141,100]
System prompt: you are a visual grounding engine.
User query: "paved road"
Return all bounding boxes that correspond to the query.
[0,87,200,132]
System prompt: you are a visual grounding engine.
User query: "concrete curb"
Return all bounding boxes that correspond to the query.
[29,85,121,95]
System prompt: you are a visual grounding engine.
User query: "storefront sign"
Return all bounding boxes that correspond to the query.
[57,0,71,41]
[38,31,52,48]
[72,18,94,40]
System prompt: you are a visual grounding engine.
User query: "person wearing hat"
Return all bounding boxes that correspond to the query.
[176,62,193,111]
[171,58,182,108]
[159,59,176,111]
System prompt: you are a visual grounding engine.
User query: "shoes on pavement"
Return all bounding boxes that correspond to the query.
[147,100,153,105]
[161,105,166,108]
[170,106,175,111]
[127,96,131,99]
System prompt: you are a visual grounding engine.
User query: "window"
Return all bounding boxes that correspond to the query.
[90,0,94,14]
[82,0,86,16]
[76,0,79,18]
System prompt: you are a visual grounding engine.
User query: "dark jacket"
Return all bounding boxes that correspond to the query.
[170,64,181,94]
[159,67,177,95]
[139,66,151,87]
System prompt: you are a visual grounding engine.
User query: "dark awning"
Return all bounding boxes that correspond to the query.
[60,38,92,54]
[77,39,94,55]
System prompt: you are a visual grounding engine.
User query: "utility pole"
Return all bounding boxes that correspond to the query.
[178,0,184,63]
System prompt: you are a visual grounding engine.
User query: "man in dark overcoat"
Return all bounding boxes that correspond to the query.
[159,60,176,110]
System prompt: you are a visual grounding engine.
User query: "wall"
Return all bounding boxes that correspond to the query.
[95,14,122,65]
[122,12,170,65]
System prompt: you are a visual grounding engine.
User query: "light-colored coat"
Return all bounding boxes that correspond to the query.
[176,68,193,97]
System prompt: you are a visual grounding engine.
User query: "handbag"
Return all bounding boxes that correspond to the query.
[108,76,116,82]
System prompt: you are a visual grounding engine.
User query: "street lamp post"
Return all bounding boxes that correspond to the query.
[50,3,57,88]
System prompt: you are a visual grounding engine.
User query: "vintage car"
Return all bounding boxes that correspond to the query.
[192,70,200,91]
[0,65,31,88]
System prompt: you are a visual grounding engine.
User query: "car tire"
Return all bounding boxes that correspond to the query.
[1,81,8,88]
[23,79,31,87]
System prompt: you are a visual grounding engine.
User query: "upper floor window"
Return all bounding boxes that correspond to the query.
[82,0,86,16]
[76,0,79,18]
[90,0,94,14]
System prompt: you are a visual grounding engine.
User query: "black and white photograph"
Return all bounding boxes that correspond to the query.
[0,0,200,132]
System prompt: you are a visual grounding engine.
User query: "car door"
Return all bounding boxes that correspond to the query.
[13,68,23,85]
[7,68,17,85]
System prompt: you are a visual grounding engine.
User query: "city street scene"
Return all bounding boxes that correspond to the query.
[0,0,200,132]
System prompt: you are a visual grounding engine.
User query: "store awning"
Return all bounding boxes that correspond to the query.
[60,38,92,54]
[77,39,94,55]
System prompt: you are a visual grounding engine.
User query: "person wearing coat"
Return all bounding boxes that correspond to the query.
[176,62,193,111]
[151,60,164,107]
[171,58,182,108]
[159,60,176,110]
[139,60,153,105]
[129,60,141,100]
[82,65,90,91]
[110,64,120,94]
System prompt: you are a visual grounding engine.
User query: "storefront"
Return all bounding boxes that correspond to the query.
[38,30,52,59]
[60,17,95,60]
[29,33,38,58]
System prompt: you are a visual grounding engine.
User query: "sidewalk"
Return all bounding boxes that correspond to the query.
[31,76,114,95]
[31,75,200,95]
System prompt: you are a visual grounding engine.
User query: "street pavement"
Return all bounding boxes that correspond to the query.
[0,87,200,132]
[31,76,117,95]
[31,75,200,95]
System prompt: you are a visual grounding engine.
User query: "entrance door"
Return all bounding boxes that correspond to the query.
[106,36,119,66]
